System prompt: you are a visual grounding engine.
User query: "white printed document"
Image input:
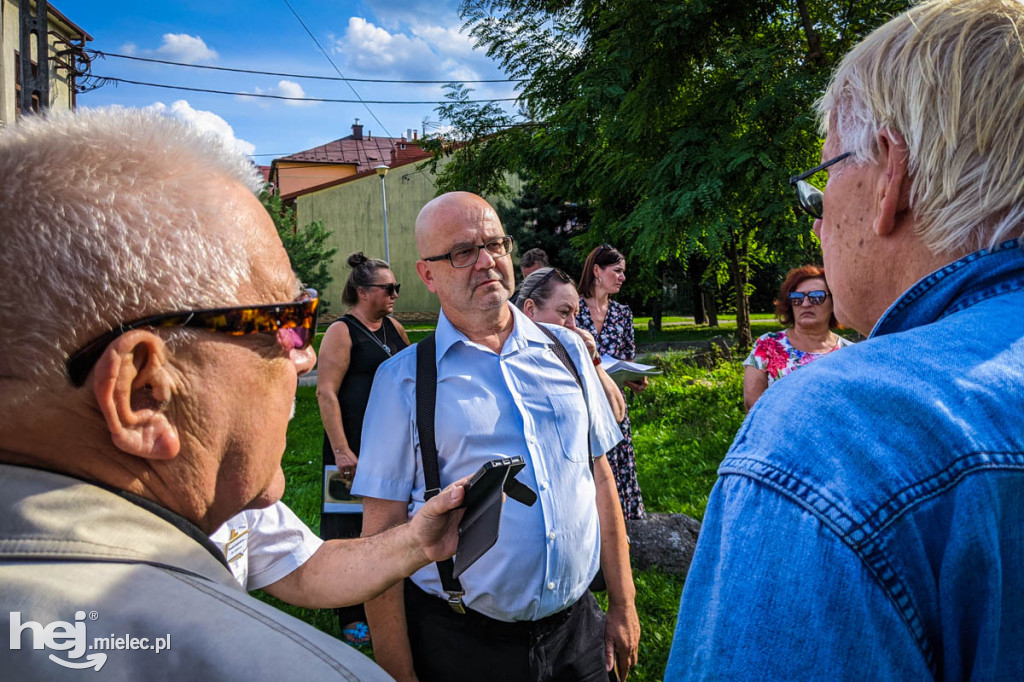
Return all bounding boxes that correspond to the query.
[599,355,663,387]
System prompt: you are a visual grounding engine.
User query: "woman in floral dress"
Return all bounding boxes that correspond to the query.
[576,244,647,520]
[743,265,853,411]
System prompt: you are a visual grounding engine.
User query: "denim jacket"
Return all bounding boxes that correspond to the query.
[666,241,1024,680]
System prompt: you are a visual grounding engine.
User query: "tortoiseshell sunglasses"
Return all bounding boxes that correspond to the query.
[66,288,320,387]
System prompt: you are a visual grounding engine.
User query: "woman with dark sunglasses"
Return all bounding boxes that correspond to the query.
[743,265,853,411]
[515,267,626,423]
[316,252,410,645]
[576,244,647,521]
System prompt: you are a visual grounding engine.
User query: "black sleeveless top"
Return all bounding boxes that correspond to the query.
[321,315,407,464]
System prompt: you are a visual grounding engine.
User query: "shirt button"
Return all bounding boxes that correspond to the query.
[547,581,555,590]
[540,482,548,491]
[548,531,556,540]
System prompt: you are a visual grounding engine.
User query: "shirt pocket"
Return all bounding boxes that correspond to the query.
[548,391,589,462]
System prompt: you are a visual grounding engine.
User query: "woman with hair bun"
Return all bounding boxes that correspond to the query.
[316,252,410,645]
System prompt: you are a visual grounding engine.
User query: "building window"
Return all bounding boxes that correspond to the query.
[14,51,42,118]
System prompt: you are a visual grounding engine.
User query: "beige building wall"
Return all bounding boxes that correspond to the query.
[0,1,84,127]
[276,161,356,198]
[295,158,522,316]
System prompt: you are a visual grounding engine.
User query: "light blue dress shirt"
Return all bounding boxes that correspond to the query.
[352,303,622,622]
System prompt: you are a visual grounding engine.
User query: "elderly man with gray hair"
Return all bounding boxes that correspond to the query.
[0,109,467,679]
[667,1,1024,679]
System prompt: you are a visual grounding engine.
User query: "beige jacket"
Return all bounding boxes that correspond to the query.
[0,464,390,680]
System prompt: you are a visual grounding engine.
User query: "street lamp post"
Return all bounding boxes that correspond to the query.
[374,164,390,263]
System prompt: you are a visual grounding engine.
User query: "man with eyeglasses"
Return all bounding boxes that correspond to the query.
[667,1,1024,679]
[0,109,469,680]
[354,191,640,681]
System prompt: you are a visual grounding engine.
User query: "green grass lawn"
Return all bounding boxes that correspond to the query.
[631,352,745,520]
[633,313,777,326]
[268,348,748,680]
[636,320,784,345]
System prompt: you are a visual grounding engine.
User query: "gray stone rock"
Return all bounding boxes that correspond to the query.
[626,513,701,576]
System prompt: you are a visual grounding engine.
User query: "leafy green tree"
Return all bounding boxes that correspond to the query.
[497,182,589,278]
[259,189,337,303]
[426,0,910,350]
[419,83,520,198]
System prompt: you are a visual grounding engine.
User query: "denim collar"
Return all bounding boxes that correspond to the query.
[871,239,1024,338]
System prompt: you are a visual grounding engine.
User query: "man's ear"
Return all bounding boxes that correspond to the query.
[91,330,180,461]
[416,259,438,293]
[873,128,911,238]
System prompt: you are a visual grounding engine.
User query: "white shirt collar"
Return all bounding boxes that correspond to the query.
[434,302,554,364]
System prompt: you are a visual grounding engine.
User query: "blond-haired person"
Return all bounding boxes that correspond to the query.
[668,1,1024,678]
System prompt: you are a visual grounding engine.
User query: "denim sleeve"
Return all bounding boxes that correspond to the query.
[665,474,930,681]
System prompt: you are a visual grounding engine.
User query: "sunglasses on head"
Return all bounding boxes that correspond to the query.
[521,268,573,303]
[66,288,320,387]
[789,290,829,306]
[366,282,401,296]
[789,152,853,219]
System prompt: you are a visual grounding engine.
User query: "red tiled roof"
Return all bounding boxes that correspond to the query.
[279,143,432,202]
[278,134,406,169]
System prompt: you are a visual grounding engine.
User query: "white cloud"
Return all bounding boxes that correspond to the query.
[121,42,137,56]
[145,100,256,157]
[332,17,508,86]
[363,0,462,30]
[239,79,315,107]
[339,17,433,73]
[276,80,305,99]
[262,79,313,106]
[410,24,477,60]
[153,34,218,64]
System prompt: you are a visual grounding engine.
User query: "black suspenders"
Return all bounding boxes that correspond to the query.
[414,322,593,612]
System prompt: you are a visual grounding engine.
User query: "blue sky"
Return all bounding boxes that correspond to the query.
[59,0,520,161]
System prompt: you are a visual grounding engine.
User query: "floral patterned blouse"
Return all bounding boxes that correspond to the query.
[577,296,647,520]
[744,330,852,385]
[576,298,635,361]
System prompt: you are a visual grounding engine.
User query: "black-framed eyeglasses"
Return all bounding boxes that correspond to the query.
[424,236,515,268]
[789,152,853,219]
[520,267,572,303]
[789,290,829,306]
[66,288,320,387]
[365,282,401,297]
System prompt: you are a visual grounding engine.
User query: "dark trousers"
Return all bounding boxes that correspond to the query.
[404,580,609,682]
[321,512,365,627]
